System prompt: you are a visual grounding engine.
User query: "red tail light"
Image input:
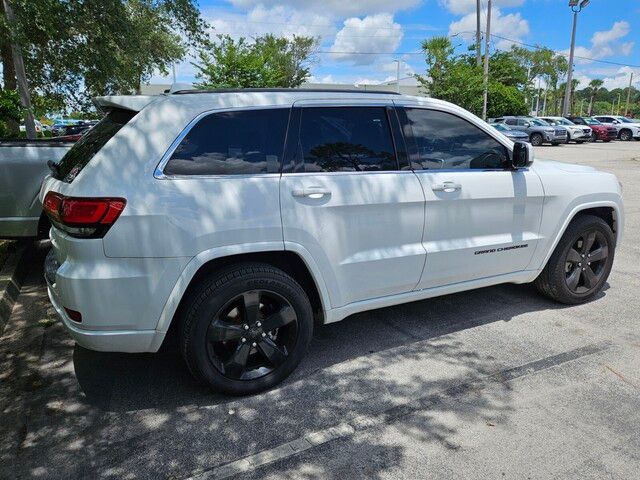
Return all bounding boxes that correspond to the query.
[43,192,126,238]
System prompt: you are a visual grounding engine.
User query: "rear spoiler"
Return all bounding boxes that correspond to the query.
[92,95,158,113]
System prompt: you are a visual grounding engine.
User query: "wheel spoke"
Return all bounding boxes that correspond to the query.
[589,246,608,262]
[257,337,288,367]
[262,305,296,332]
[242,291,261,324]
[223,343,251,378]
[566,248,582,264]
[208,321,245,342]
[582,231,596,253]
[566,267,581,290]
[582,266,599,289]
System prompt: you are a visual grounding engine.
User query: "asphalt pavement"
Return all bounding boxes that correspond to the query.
[1,141,639,479]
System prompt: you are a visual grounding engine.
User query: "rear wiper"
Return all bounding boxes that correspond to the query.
[47,160,60,177]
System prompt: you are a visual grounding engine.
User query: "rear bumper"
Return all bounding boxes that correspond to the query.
[45,228,191,353]
[47,283,164,352]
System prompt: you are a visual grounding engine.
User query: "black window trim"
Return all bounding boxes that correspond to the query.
[396,105,515,173]
[155,105,292,179]
[282,103,404,175]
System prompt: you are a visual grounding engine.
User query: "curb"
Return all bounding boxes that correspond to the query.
[0,242,34,335]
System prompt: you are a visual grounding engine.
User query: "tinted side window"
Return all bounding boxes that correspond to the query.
[298,107,397,172]
[164,108,289,175]
[505,118,517,126]
[404,108,509,170]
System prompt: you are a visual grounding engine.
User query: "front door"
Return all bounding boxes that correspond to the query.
[397,106,544,289]
[279,103,426,308]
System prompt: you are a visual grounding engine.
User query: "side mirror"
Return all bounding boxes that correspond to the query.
[512,141,533,168]
[523,121,531,127]
[612,120,620,124]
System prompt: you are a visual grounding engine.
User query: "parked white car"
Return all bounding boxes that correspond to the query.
[41,89,624,395]
[539,116,593,143]
[592,115,640,141]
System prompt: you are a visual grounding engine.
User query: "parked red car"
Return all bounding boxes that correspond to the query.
[566,116,617,142]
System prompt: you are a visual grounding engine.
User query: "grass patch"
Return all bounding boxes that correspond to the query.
[38,318,57,328]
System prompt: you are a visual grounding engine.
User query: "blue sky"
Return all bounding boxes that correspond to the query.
[155,0,640,90]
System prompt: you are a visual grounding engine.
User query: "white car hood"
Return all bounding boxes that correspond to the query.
[533,159,598,174]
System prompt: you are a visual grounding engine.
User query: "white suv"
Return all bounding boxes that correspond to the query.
[41,89,623,395]
[592,115,640,141]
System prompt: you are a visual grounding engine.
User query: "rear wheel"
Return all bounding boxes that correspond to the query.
[535,215,615,304]
[180,263,313,395]
[619,129,632,141]
[530,133,543,146]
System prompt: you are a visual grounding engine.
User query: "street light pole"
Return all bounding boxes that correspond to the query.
[625,72,633,116]
[482,0,492,121]
[562,0,589,116]
[476,0,482,67]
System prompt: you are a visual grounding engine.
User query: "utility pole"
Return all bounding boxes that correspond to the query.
[482,0,492,120]
[563,1,589,116]
[625,72,633,116]
[580,98,584,115]
[542,86,548,116]
[476,0,482,67]
[535,77,541,116]
[2,0,36,139]
[616,92,622,115]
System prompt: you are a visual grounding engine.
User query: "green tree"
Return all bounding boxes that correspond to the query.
[0,87,21,136]
[415,36,526,118]
[587,79,604,115]
[0,0,207,116]
[195,34,318,89]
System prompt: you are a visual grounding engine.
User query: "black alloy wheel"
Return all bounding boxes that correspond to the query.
[206,290,298,380]
[535,214,615,304]
[564,230,609,294]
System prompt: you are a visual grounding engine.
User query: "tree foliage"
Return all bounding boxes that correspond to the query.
[416,36,527,118]
[195,34,318,89]
[0,88,21,136]
[0,0,207,111]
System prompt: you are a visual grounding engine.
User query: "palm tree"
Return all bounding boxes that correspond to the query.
[588,79,604,116]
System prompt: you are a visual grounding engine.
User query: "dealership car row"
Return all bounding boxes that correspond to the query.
[490,114,640,145]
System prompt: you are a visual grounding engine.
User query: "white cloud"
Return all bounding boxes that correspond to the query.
[439,0,524,15]
[207,5,335,40]
[566,21,634,64]
[330,14,403,65]
[229,0,420,17]
[448,8,529,49]
[572,66,640,91]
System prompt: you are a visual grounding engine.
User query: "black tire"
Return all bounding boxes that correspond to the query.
[576,140,584,144]
[180,262,313,395]
[551,142,560,146]
[535,215,615,305]
[619,129,632,141]
[590,132,597,142]
[530,133,543,146]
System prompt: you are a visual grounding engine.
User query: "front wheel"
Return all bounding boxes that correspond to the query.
[180,263,313,395]
[535,215,615,304]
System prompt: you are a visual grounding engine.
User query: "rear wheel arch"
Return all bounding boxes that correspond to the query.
[160,250,325,351]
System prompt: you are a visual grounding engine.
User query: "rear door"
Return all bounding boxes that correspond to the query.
[279,101,426,308]
[396,105,544,289]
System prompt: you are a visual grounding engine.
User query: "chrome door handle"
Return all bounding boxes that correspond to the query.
[431,182,462,193]
[292,187,331,198]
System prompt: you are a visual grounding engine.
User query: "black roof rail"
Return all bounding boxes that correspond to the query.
[171,87,402,96]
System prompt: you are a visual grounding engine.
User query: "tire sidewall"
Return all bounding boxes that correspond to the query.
[530,133,543,146]
[184,268,313,395]
[548,218,615,303]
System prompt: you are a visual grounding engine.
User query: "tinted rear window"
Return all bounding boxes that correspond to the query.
[298,107,397,172]
[163,108,290,176]
[54,109,136,182]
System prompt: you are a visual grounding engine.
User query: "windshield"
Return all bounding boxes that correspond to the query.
[556,118,574,126]
[53,109,136,182]
[492,123,510,131]
[618,117,633,123]
[585,118,602,125]
[529,118,549,126]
